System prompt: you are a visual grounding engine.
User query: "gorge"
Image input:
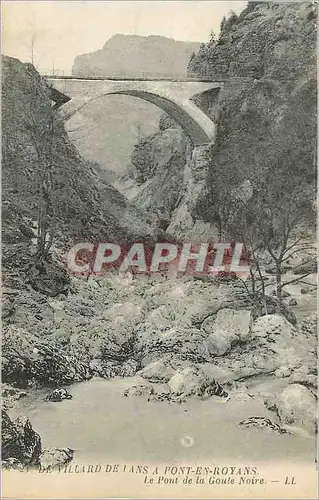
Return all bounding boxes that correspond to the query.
[2,0,317,480]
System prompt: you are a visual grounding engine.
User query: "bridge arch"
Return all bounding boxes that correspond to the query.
[48,78,222,146]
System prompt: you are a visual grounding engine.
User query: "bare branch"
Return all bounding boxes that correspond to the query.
[290,258,315,271]
[282,245,313,262]
[281,237,303,257]
[281,272,314,288]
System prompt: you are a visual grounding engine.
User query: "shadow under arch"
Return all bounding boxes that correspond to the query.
[53,88,215,146]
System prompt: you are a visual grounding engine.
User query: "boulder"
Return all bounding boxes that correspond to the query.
[276,383,317,435]
[70,305,138,364]
[137,326,210,366]
[239,416,287,434]
[45,388,72,402]
[299,314,317,338]
[2,409,41,464]
[275,366,292,378]
[119,359,139,377]
[227,390,254,404]
[199,363,236,384]
[252,295,297,325]
[39,448,74,469]
[137,358,176,383]
[2,457,26,471]
[201,383,228,398]
[211,314,316,383]
[148,392,186,404]
[89,359,121,378]
[288,371,317,391]
[168,366,209,396]
[203,309,251,356]
[123,384,154,398]
[250,314,295,339]
[167,366,228,397]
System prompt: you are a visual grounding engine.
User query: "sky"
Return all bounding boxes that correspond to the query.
[2,1,247,74]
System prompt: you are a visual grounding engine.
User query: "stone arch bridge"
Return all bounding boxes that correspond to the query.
[47,77,224,147]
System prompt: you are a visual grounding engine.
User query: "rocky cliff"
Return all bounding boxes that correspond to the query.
[72,34,200,78]
[124,1,317,240]
[187,1,317,222]
[188,1,316,82]
[2,56,154,292]
[2,55,156,368]
[2,56,128,245]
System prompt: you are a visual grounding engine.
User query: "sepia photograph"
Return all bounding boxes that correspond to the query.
[1,0,318,498]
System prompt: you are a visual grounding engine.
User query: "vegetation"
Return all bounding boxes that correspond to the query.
[24,68,58,262]
[187,1,317,314]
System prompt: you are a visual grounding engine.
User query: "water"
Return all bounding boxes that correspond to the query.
[12,377,316,465]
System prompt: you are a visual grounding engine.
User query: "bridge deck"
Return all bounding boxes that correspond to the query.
[44,75,225,83]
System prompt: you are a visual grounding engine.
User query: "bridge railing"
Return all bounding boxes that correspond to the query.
[40,69,224,83]
[44,75,224,83]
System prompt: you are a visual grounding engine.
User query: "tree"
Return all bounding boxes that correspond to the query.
[189,52,196,64]
[220,16,227,34]
[30,33,36,66]
[256,183,315,311]
[208,29,216,46]
[24,66,58,263]
[225,167,315,315]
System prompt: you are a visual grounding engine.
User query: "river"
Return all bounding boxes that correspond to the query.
[11,376,316,465]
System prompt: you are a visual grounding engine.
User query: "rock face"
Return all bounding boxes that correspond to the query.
[1,56,155,389]
[187,1,316,234]
[126,126,188,229]
[2,55,131,251]
[2,325,88,388]
[2,55,154,299]
[276,384,317,435]
[189,2,316,81]
[2,409,41,464]
[72,34,200,79]
[126,2,316,243]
